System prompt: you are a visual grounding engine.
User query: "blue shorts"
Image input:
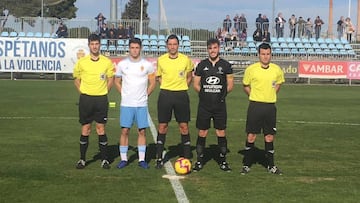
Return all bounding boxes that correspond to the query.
[120,106,149,129]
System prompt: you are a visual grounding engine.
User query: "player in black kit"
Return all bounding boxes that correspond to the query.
[192,38,234,172]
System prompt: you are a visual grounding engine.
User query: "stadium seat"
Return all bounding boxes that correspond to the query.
[317,38,325,44]
[116,46,125,52]
[149,34,158,40]
[108,45,116,54]
[117,39,125,46]
[332,38,341,44]
[328,43,337,49]
[286,37,293,43]
[320,43,328,49]
[143,46,150,52]
[271,42,280,49]
[100,39,108,45]
[150,46,158,52]
[248,42,256,48]
[183,46,191,53]
[150,40,158,46]
[312,43,320,49]
[183,41,191,47]
[26,32,34,37]
[9,32,17,37]
[309,38,317,44]
[34,32,43,38]
[141,34,149,40]
[159,46,166,52]
[280,43,288,49]
[288,42,296,49]
[341,38,349,44]
[142,40,150,46]
[158,35,166,40]
[325,38,333,44]
[233,47,241,54]
[270,37,278,43]
[18,32,26,37]
[158,40,166,46]
[277,37,285,43]
[42,32,51,38]
[293,38,301,43]
[100,45,108,52]
[134,34,141,39]
[344,44,352,50]
[296,43,304,49]
[1,31,9,37]
[301,38,309,43]
[182,35,190,41]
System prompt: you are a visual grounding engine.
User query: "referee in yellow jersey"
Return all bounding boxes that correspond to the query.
[241,43,284,175]
[73,34,115,169]
[155,34,194,169]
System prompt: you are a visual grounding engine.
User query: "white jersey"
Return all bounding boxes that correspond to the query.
[115,58,155,107]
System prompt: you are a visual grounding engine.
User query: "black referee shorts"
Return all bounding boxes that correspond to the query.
[78,94,109,125]
[157,89,190,123]
[246,101,277,135]
[196,102,227,130]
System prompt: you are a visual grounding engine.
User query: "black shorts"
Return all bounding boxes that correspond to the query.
[246,101,277,135]
[157,89,190,123]
[196,102,227,130]
[78,94,108,125]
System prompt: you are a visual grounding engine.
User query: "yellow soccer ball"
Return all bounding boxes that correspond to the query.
[174,157,192,175]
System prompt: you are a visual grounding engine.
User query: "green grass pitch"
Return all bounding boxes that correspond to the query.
[0,80,359,202]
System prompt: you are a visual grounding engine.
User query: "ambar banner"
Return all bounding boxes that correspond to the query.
[0,37,89,73]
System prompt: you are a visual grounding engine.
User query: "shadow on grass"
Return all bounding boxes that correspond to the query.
[238,147,268,168]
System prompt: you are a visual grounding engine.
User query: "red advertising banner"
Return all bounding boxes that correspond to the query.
[298,61,348,78]
[347,62,360,79]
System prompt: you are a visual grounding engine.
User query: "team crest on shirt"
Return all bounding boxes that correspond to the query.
[100,73,106,80]
[217,67,223,74]
[140,65,144,72]
[179,71,185,77]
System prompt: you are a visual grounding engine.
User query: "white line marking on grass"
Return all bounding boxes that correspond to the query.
[1,116,359,127]
[147,112,189,203]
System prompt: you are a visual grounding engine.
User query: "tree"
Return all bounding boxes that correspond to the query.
[121,0,150,20]
[0,0,77,19]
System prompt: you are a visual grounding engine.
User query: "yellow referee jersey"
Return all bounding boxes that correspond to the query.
[157,53,194,91]
[73,55,114,96]
[243,62,285,103]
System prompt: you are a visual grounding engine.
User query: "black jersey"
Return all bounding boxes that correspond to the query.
[194,58,233,106]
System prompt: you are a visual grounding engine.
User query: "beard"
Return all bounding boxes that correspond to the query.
[209,52,219,61]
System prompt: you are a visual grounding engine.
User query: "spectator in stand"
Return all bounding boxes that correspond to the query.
[126,25,134,39]
[336,16,345,40]
[117,24,127,39]
[239,14,248,33]
[275,12,286,38]
[305,17,313,39]
[262,30,270,43]
[99,23,108,39]
[95,13,106,34]
[297,16,306,38]
[107,29,117,46]
[56,22,68,38]
[288,14,297,39]
[255,13,263,31]
[253,27,263,42]
[314,16,324,40]
[233,14,241,33]
[223,15,232,32]
[108,23,117,36]
[239,28,247,47]
[262,15,269,32]
[345,17,355,42]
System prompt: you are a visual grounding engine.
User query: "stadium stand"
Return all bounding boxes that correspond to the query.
[1,31,9,37]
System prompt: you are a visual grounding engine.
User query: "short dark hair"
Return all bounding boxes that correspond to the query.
[166,34,179,44]
[129,37,142,47]
[206,38,220,47]
[258,42,271,53]
[88,33,100,43]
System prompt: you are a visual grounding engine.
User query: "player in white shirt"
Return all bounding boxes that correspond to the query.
[114,38,156,169]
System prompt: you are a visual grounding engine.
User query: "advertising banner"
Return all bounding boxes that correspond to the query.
[0,37,89,73]
[298,61,348,78]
